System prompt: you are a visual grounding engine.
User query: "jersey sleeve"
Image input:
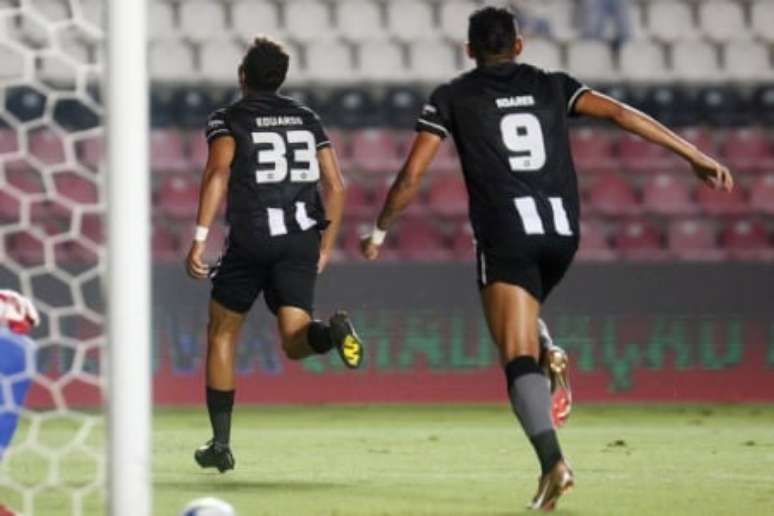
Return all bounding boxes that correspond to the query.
[205,108,233,143]
[308,112,331,150]
[552,72,591,117]
[415,85,452,139]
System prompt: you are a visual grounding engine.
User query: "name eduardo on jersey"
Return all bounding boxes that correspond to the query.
[205,93,331,243]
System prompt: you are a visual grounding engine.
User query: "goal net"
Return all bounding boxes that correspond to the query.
[0,0,106,514]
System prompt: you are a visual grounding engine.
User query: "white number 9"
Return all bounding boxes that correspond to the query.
[500,113,546,172]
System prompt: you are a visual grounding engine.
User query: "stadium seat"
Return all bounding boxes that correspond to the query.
[439,0,478,42]
[358,41,407,84]
[618,132,672,171]
[750,174,774,215]
[428,175,468,217]
[520,39,562,71]
[720,128,773,172]
[5,231,45,266]
[152,224,180,262]
[150,129,189,172]
[395,217,449,261]
[279,43,306,85]
[699,0,749,43]
[569,127,616,173]
[4,165,44,194]
[29,127,65,165]
[4,86,46,122]
[54,172,98,205]
[336,0,386,42]
[721,219,774,260]
[751,0,774,43]
[695,86,747,127]
[639,85,699,126]
[188,130,208,168]
[350,129,401,174]
[676,127,716,157]
[529,0,577,42]
[148,2,177,41]
[587,173,639,215]
[614,219,666,261]
[231,1,283,42]
[344,181,373,219]
[149,40,196,82]
[284,1,335,44]
[387,0,437,42]
[0,190,20,223]
[0,128,18,154]
[30,199,71,234]
[200,39,245,84]
[449,221,475,260]
[671,41,719,82]
[80,0,102,29]
[668,219,725,261]
[179,0,227,42]
[619,41,670,83]
[305,41,356,84]
[171,88,215,129]
[325,129,352,169]
[408,41,460,82]
[80,213,103,245]
[576,219,616,262]
[642,173,698,215]
[323,88,380,127]
[648,1,699,42]
[566,41,617,83]
[723,42,773,82]
[429,138,460,175]
[157,175,199,219]
[696,184,748,215]
[382,86,425,129]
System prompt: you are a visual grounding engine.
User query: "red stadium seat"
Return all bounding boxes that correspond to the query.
[614,219,666,261]
[188,130,208,167]
[720,128,773,172]
[449,222,475,260]
[642,173,698,215]
[5,231,44,266]
[0,129,19,154]
[618,132,673,172]
[587,173,640,215]
[576,219,616,261]
[721,219,774,260]
[157,175,199,219]
[750,173,774,214]
[351,129,401,174]
[676,127,716,156]
[428,138,459,174]
[0,190,21,223]
[54,172,98,205]
[668,219,725,261]
[326,129,353,170]
[77,136,103,170]
[30,200,71,234]
[150,129,189,173]
[428,175,468,217]
[395,217,450,260]
[152,225,180,262]
[570,127,616,172]
[80,213,103,245]
[29,128,65,165]
[345,181,373,219]
[4,165,45,194]
[696,183,748,215]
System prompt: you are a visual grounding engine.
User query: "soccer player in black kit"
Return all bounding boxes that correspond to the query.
[361,7,733,511]
[185,37,364,473]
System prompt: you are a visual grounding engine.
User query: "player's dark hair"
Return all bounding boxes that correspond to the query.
[239,36,290,92]
[468,6,520,63]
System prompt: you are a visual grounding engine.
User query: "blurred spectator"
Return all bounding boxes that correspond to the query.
[581,0,632,48]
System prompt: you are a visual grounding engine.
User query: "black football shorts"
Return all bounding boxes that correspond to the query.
[476,234,578,302]
[210,229,320,315]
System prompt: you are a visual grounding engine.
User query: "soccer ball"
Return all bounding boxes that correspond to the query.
[180,497,235,516]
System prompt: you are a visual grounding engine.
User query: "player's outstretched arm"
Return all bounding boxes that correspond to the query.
[575,91,734,192]
[317,146,346,273]
[185,136,236,280]
[361,131,442,260]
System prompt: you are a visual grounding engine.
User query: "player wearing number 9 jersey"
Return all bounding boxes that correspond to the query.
[185,37,364,473]
[361,6,733,511]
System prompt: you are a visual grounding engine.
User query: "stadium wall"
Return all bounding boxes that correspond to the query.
[25,263,774,406]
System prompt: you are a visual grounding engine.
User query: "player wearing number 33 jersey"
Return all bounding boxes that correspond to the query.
[362,6,733,511]
[417,62,587,301]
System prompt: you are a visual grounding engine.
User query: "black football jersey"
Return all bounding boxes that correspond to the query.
[416,62,589,247]
[205,93,331,242]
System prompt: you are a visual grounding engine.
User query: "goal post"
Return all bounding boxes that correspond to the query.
[105,0,151,514]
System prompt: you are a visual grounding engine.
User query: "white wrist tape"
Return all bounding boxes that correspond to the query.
[194,225,209,242]
[371,226,387,246]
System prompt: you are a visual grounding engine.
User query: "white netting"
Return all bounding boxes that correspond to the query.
[0,0,105,514]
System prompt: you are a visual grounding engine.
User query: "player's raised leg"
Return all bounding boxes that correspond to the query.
[276,306,363,368]
[481,283,573,510]
[194,299,243,473]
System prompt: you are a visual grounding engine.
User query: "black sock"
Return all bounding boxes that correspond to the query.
[505,356,562,475]
[307,321,334,354]
[206,387,235,446]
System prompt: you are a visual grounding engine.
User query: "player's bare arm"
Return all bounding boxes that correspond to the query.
[574,91,734,192]
[317,146,346,273]
[185,136,236,280]
[361,131,442,260]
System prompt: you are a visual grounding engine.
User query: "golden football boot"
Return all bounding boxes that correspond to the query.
[329,311,364,369]
[538,319,572,427]
[528,459,574,511]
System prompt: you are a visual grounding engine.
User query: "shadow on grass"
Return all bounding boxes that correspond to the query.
[154,478,345,493]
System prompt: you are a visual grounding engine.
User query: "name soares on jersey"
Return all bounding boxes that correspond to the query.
[495,95,536,108]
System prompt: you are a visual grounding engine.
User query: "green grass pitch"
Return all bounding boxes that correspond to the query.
[2,405,773,515]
